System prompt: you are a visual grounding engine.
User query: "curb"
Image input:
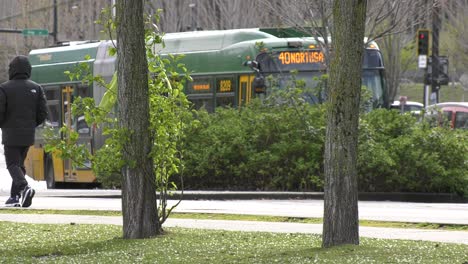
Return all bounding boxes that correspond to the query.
[5,190,465,203]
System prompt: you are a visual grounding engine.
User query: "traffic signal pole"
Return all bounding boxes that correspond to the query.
[0,29,22,33]
[431,1,441,104]
[417,29,430,107]
[418,2,448,107]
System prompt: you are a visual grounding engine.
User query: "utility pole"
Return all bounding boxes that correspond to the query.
[417,28,430,107]
[189,2,197,31]
[0,29,22,34]
[52,0,58,44]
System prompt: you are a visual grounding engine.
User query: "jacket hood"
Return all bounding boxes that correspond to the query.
[8,55,32,80]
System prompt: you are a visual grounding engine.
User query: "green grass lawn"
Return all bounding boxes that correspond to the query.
[398,83,468,103]
[0,222,466,263]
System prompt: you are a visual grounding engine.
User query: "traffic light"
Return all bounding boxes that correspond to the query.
[417,29,430,56]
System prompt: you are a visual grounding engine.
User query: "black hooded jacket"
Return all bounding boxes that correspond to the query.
[0,55,48,146]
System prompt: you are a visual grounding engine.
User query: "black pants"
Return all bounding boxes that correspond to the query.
[4,146,30,197]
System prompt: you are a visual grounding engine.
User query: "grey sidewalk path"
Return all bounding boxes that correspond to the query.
[1,189,465,203]
[0,213,467,245]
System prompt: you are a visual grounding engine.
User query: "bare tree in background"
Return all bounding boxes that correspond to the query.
[443,0,468,80]
[147,0,271,32]
[116,0,160,239]
[322,0,367,248]
[200,0,261,30]
[146,0,189,32]
[259,0,332,41]
[366,0,430,105]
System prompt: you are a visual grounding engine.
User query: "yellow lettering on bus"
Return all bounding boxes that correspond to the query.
[284,52,290,64]
[279,52,285,64]
[312,51,324,63]
[278,51,325,65]
[290,52,296,64]
[219,80,232,92]
[193,84,210,91]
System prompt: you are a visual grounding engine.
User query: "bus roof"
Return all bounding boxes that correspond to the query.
[29,41,101,84]
[158,28,273,53]
[153,28,324,75]
[156,28,321,54]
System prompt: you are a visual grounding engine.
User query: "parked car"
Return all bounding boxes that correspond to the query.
[391,100,424,114]
[426,102,468,129]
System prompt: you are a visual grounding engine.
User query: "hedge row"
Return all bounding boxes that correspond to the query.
[179,103,468,196]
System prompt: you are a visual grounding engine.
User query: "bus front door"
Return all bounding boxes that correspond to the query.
[59,85,95,185]
[239,75,254,107]
[61,86,75,183]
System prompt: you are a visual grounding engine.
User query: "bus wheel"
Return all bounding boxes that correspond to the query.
[45,158,56,189]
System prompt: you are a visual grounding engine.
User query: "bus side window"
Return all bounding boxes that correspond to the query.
[47,103,60,127]
[216,77,236,108]
[187,77,214,112]
[75,85,91,134]
[45,86,60,127]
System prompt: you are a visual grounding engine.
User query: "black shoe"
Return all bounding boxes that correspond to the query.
[20,186,35,208]
[5,195,20,207]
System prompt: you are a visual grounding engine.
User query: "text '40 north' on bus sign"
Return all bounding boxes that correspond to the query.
[22,28,49,36]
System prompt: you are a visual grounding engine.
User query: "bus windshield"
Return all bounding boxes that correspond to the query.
[256,49,385,107]
[362,69,384,107]
[363,49,384,69]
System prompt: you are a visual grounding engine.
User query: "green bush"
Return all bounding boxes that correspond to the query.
[358,109,468,196]
[181,106,468,196]
[180,99,326,191]
[358,109,419,191]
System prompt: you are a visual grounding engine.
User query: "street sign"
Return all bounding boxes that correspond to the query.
[418,55,427,68]
[22,28,49,36]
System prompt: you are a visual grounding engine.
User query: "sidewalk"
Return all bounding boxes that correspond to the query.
[1,189,466,203]
[0,213,467,245]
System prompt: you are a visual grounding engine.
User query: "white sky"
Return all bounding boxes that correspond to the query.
[0,131,47,193]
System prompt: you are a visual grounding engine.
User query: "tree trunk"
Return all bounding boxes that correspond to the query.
[322,0,367,248]
[116,0,160,239]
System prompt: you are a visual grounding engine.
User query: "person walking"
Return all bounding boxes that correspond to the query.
[0,55,48,207]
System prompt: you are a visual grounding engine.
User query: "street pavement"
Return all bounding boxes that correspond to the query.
[0,190,467,245]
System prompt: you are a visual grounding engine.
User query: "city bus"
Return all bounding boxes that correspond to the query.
[25,28,387,188]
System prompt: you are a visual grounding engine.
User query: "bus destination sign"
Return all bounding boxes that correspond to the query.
[278,51,324,65]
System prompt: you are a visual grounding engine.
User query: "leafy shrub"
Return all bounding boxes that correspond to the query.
[358,109,468,196]
[180,98,326,191]
[181,106,468,196]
